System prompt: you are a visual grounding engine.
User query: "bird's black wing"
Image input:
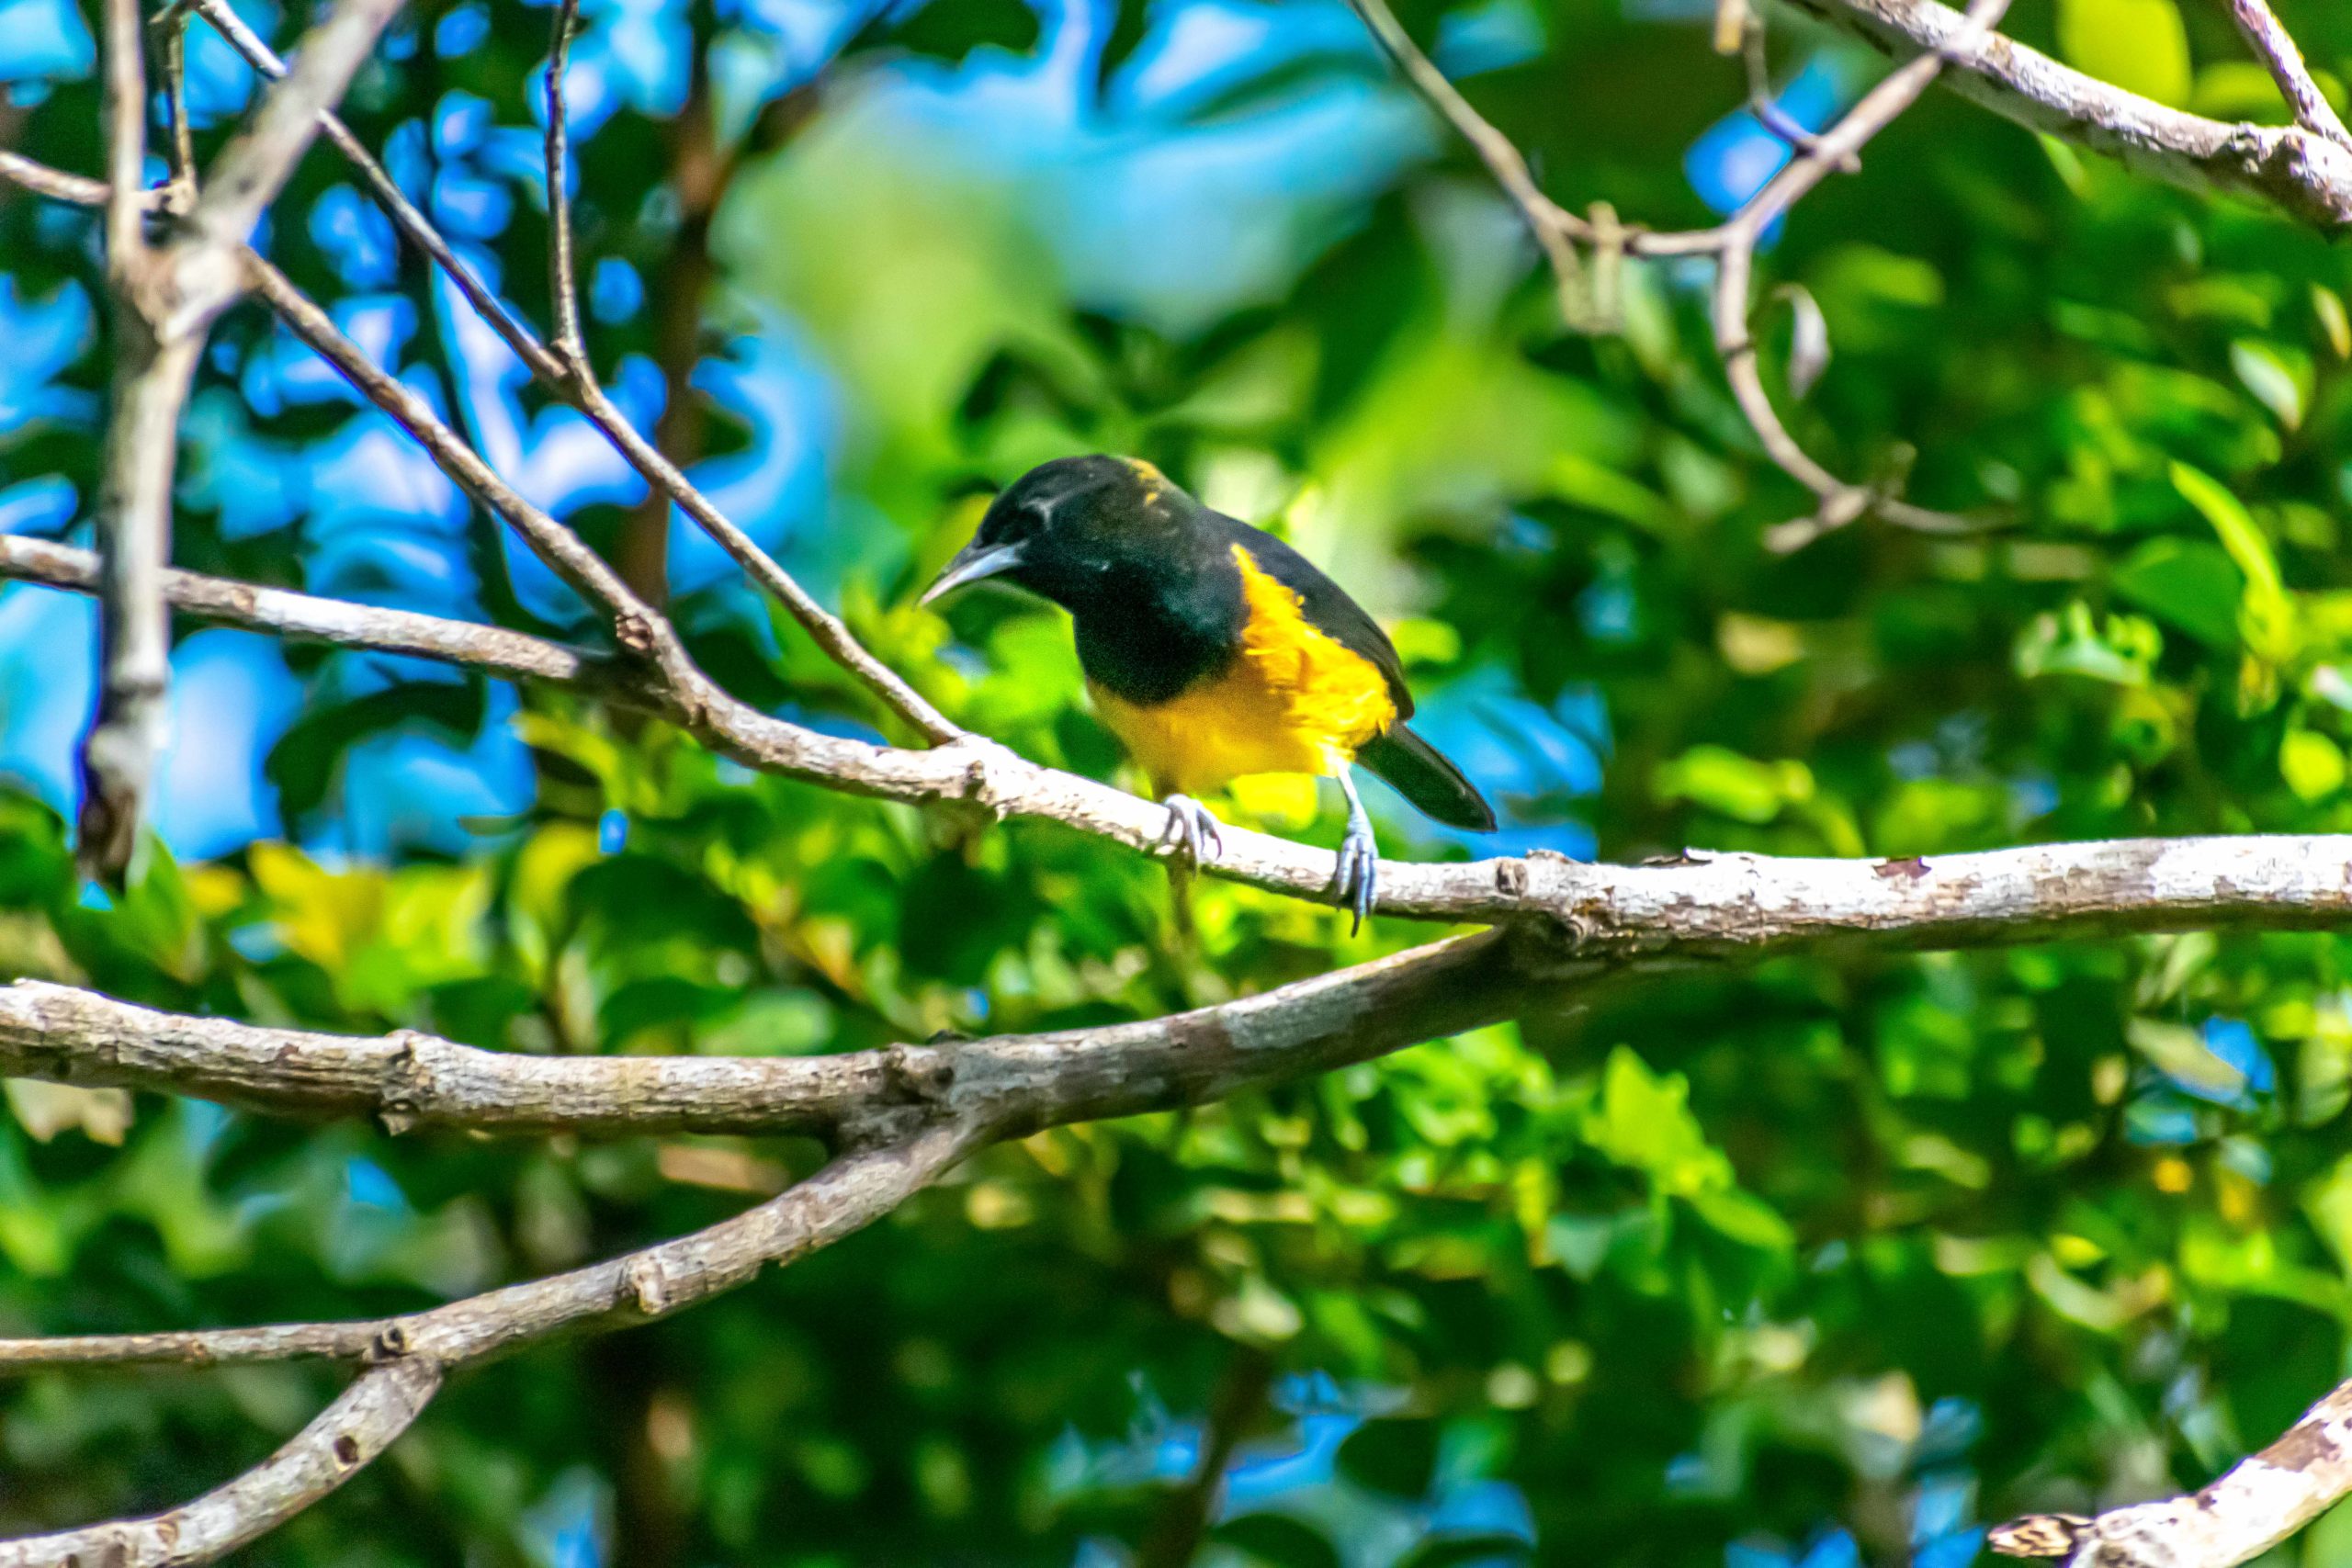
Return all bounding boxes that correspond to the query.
[1217,515,1414,720]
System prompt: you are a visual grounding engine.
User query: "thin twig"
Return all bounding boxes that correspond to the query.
[178,0,956,739]
[152,8,198,211]
[1743,14,1855,168]
[0,535,628,694]
[1348,0,2002,547]
[179,0,568,382]
[1344,0,1596,324]
[529,15,960,739]
[2222,0,2352,152]
[544,0,588,367]
[1714,0,2014,550]
[1136,1347,1277,1568]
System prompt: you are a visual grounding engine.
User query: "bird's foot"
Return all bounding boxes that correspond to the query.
[1156,794,1225,868]
[1331,819,1378,935]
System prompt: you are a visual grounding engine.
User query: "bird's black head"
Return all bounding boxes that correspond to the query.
[921,455,1191,612]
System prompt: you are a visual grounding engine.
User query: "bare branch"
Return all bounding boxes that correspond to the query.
[1345,0,1597,325]
[1136,1346,1277,1568]
[1992,1375,2352,1568]
[0,535,628,694]
[178,0,407,264]
[75,0,410,886]
[0,1127,966,1556]
[175,0,956,739]
[99,0,145,267]
[544,0,588,367]
[529,14,962,740]
[1348,0,2003,547]
[8,836,2352,1155]
[0,1357,441,1568]
[1794,0,2352,228]
[2221,0,2352,152]
[178,0,568,383]
[151,8,197,211]
[1715,0,2012,550]
[0,1123,969,1371]
[1744,15,1855,168]
[77,0,171,888]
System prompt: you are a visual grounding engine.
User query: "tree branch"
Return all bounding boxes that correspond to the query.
[78,0,170,888]
[6,836,2352,1156]
[1347,0,2006,548]
[1992,1375,2352,1568]
[542,0,589,368]
[0,1357,441,1568]
[0,534,639,694]
[1794,0,2352,228]
[1135,1345,1277,1568]
[1718,0,2012,551]
[2221,0,2352,152]
[177,0,567,383]
[75,0,408,886]
[171,0,956,740]
[0,1127,967,1562]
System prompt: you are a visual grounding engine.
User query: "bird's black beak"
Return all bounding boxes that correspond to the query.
[919,539,1025,607]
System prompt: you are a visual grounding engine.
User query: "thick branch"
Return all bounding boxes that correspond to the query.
[1797,0,2352,227]
[79,0,170,887]
[1992,1376,2352,1568]
[75,0,407,886]
[6,836,2352,1153]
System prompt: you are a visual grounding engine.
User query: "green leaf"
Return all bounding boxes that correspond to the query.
[2171,459,2297,662]
[1688,1187,1796,1254]
[1335,1418,1440,1499]
[1212,1512,1345,1568]
[2111,536,2245,649]
[1652,745,1814,824]
[1394,1535,1537,1568]
[2281,730,2346,801]
[2232,340,2311,431]
[2057,0,2191,106]
[2170,460,2281,602]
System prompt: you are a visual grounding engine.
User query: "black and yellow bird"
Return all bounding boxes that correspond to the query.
[922,455,1494,928]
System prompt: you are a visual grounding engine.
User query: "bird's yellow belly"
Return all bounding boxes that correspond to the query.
[1089,548,1397,797]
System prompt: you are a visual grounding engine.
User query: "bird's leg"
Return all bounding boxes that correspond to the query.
[1332,770,1378,935]
[1155,793,1225,868]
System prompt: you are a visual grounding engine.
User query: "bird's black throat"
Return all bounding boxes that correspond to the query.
[1066,552,1246,706]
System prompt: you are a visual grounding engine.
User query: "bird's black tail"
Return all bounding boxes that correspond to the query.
[1358,724,1496,832]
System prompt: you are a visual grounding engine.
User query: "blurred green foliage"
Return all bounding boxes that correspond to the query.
[14,0,2352,1563]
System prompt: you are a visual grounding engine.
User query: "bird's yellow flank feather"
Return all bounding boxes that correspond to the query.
[1089,545,1397,797]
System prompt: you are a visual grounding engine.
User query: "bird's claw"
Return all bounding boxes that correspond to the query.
[1156,795,1224,867]
[1331,821,1377,935]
